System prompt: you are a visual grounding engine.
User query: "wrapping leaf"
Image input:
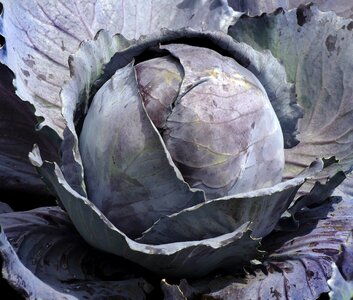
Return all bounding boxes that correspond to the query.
[79,62,205,237]
[135,55,183,129]
[0,207,150,299]
[230,5,353,193]
[0,0,237,136]
[167,172,351,299]
[161,43,284,198]
[29,145,261,278]
[60,31,131,197]
[137,160,323,244]
[225,41,303,149]
[29,148,336,281]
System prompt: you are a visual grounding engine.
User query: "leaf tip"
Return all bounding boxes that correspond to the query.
[28,144,43,167]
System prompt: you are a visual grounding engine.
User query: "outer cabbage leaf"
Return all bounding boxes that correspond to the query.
[310,0,353,18]
[163,172,351,299]
[230,5,353,193]
[161,280,187,300]
[228,0,353,18]
[29,149,337,281]
[0,202,12,214]
[228,0,292,15]
[137,160,323,244]
[29,145,260,278]
[0,206,150,299]
[338,237,353,283]
[0,63,59,197]
[0,0,237,136]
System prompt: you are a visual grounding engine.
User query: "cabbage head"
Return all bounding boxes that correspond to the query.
[0,1,353,299]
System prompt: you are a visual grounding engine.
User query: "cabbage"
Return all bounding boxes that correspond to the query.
[0,1,352,299]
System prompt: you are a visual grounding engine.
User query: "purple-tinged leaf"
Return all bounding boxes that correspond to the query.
[229,0,353,18]
[0,202,12,214]
[0,0,237,136]
[60,31,132,197]
[0,63,59,197]
[336,234,353,285]
[137,160,323,244]
[29,146,261,278]
[309,0,353,18]
[231,41,303,149]
[230,5,353,194]
[79,62,205,237]
[168,173,352,299]
[332,172,353,283]
[60,28,303,199]
[103,28,302,150]
[161,43,284,198]
[0,206,150,299]
[135,55,183,129]
[228,0,287,15]
[161,280,187,300]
